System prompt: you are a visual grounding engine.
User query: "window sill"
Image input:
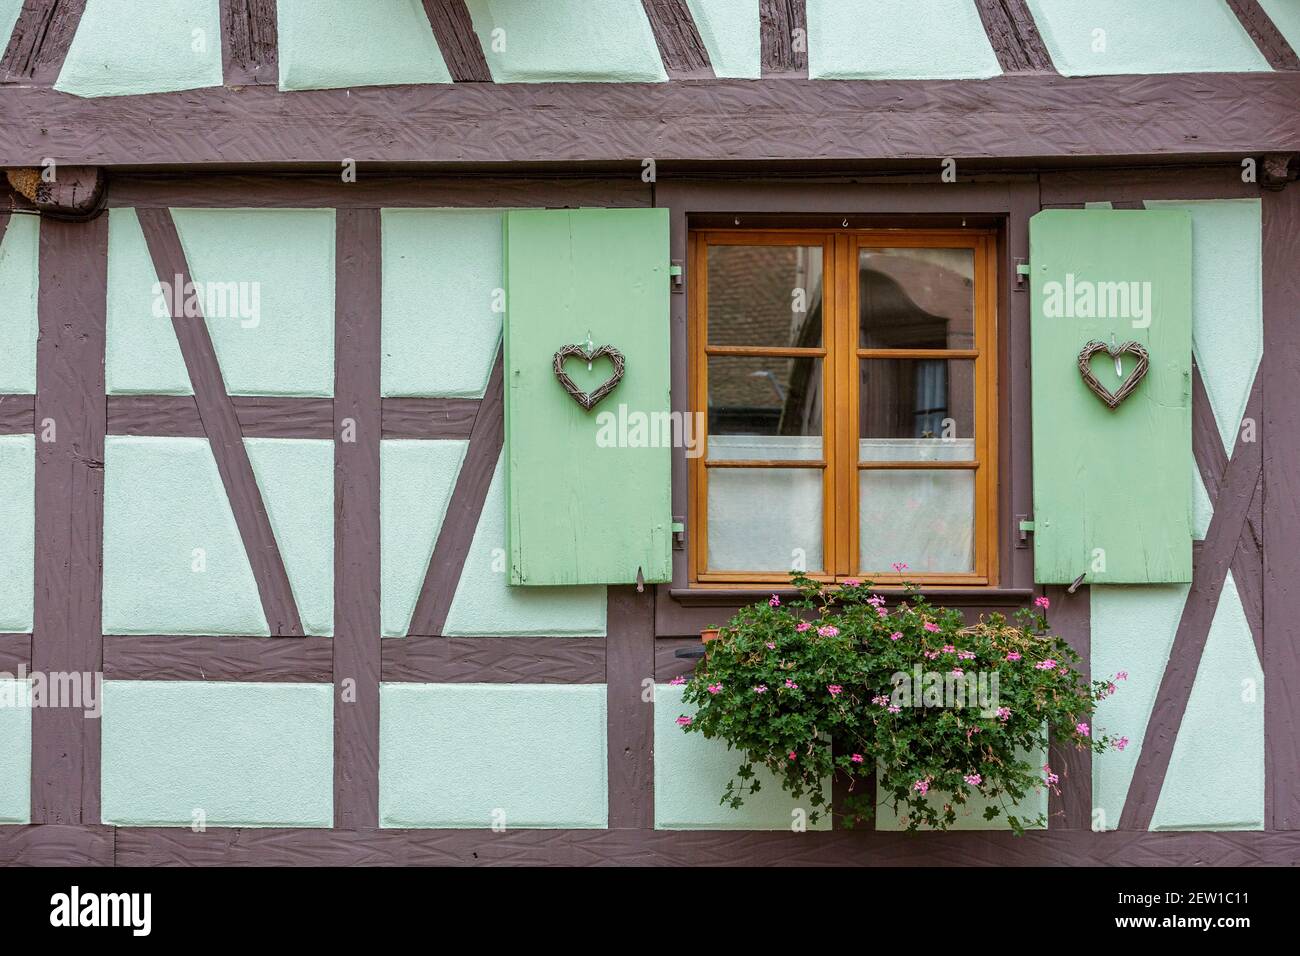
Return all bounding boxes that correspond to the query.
[668,587,1036,608]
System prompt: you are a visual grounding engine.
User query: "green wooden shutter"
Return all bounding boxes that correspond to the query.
[1029,209,1193,584]
[503,208,672,586]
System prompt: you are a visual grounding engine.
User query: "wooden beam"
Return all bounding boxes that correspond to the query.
[107,395,333,438]
[1045,584,1091,829]
[422,0,492,82]
[102,635,333,681]
[332,207,382,830]
[760,0,806,77]
[2,75,1298,166]
[381,397,479,439]
[136,208,304,636]
[974,0,1054,73]
[641,0,713,79]
[1226,0,1300,71]
[380,636,605,683]
[219,0,279,87]
[0,393,34,434]
[606,586,655,828]
[0,0,86,83]
[0,632,30,672]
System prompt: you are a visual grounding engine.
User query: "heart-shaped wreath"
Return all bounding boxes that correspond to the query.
[1077,339,1150,409]
[553,343,626,411]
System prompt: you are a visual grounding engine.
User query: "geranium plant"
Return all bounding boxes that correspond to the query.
[676,570,1126,834]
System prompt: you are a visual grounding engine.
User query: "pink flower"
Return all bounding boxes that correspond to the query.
[1006,652,1021,662]
[707,683,722,695]
[913,779,930,795]
[817,625,839,637]
[963,773,982,786]
[941,644,956,654]
[769,594,781,607]
[996,706,1011,721]
[850,753,864,764]
[754,684,768,694]
[795,622,811,633]
[867,595,886,608]
[843,579,861,587]
[871,695,890,706]
[887,705,902,714]
[876,607,889,618]
[675,716,692,726]
[766,641,777,649]
[828,684,843,697]
[1043,764,1060,786]
[892,562,909,573]
[784,679,799,690]
[1034,596,1051,610]
[1035,659,1057,670]
[924,650,940,660]
[951,668,964,677]
[923,622,940,633]
[890,631,902,641]
[669,675,687,686]
[1116,671,1129,681]
[1113,735,1130,752]
[788,751,797,761]
[1076,722,1090,736]
[958,650,976,660]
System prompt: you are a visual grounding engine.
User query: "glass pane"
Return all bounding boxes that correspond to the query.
[708,468,823,572]
[859,469,974,573]
[859,358,974,444]
[859,247,975,350]
[708,355,823,461]
[708,244,824,348]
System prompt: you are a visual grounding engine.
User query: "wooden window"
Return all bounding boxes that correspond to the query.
[689,228,999,587]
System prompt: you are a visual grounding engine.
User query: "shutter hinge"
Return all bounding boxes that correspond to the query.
[669,261,684,293]
[671,519,686,550]
[1015,259,1030,288]
[1016,515,1033,549]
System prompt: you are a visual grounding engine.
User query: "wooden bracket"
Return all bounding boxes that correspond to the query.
[5,165,106,220]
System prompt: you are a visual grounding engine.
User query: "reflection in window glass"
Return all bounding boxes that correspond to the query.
[858,358,974,442]
[708,355,822,451]
[859,247,974,350]
[708,245,824,348]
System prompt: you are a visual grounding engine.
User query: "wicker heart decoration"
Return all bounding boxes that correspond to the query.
[553,344,626,411]
[1077,339,1150,409]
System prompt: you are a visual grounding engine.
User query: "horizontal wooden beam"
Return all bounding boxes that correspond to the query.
[102,634,334,682]
[3,74,1297,167]
[381,397,479,439]
[107,395,334,438]
[380,636,605,683]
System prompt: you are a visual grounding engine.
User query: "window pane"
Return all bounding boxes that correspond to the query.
[859,358,974,443]
[859,247,974,350]
[708,244,824,348]
[708,355,823,460]
[859,469,974,573]
[708,468,823,572]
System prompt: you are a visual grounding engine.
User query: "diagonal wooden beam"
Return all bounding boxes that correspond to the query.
[219,0,279,87]
[0,0,86,82]
[1226,0,1300,71]
[1119,373,1262,830]
[641,0,713,79]
[760,0,806,77]
[422,0,492,82]
[136,207,303,636]
[974,0,1054,73]
[407,347,505,637]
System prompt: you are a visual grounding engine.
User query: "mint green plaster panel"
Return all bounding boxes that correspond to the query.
[808,0,1001,79]
[102,436,269,636]
[0,214,37,393]
[1090,583,1187,830]
[443,454,606,636]
[101,681,333,827]
[381,209,506,398]
[56,0,224,97]
[1025,0,1270,76]
[0,436,34,633]
[1151,572,1264,830]
[1260,0,1300,52]
[685,0,761,78]
[277,0,452,91]
[655,683,831,830]
[106,209,193,395]
[380,439,467,637]
[244,439,334,636]
[171,208,335,397]
[380,683,607,828]
[876,746,1047,831]
[0,681,31,824]
[466,0,668,82]
[1147,200,1262,455]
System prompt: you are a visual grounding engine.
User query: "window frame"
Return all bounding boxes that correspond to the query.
[688,226,1000,588]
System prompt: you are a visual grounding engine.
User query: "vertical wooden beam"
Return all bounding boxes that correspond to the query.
[606,586,654,828]
[760,0,806,77]
[1046,584,1091,829]
[31,212,106,825]
[641,0,713,79]
[219,0,279,86]
[1262,183,1300,829]
[974,0,1054,73]
[333,208,382,829]
[422,0,492,82]
[136,208,304,636]
[0,0,86,83]
[1226,0,1300,71]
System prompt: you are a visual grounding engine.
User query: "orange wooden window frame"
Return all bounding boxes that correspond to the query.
[688,228,999,588]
